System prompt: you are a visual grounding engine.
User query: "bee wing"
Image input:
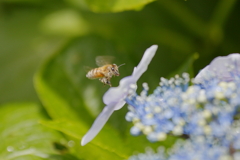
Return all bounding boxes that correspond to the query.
[95,56,115,67]
[84,66,93,72]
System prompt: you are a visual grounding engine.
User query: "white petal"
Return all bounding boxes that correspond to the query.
[132,45,158,80]
[103,45,158,105]
[81,103,115,146]
[194,65,210,83]
[229,53,240,62]
[195,53,240,82]
[103,76,135,105]
[113,100,126,111]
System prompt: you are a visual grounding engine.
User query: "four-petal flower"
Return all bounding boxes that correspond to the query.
[81,45,158,146]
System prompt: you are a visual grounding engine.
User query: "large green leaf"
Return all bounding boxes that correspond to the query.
[34,37,117,123]
[34,36,138,131]
[0,103,78,160]
[41,119,131,160]
[40,118,177,159]
[0,1,68,104]
[82,0,155,13]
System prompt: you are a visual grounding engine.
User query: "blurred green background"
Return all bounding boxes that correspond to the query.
[1,0,240,159]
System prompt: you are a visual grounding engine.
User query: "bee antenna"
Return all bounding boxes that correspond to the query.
[118,63,125,68]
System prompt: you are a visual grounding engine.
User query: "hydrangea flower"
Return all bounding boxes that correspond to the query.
[125,53,240,142]
[81,45,158,146]
[127,53,240,160]
[126,75,240,141]
[129,120,240,160]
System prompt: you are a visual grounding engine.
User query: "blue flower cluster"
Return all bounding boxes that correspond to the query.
[129,120,240,160]
[126,73,240,141]
[126,53,240,160]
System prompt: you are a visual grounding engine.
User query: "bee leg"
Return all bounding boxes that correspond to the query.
[99,77,111,87]
[104,77,111,87]
[99,78,104,84]
[106,79,112,87]
[98,78,107,86]
[99,77,112,87]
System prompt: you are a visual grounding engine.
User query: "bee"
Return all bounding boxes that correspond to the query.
[86,56,125,87]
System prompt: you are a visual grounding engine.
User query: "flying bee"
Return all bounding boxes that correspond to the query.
[86,56,125,87]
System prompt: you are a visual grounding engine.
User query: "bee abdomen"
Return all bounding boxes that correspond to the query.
[86,68,104,79]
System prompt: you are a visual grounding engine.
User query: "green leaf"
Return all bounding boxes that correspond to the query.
[39,9,89,36]
[34,36,165,136]
[34,36,136,130]
[34,39,94,123]
[167,53,199,78]
[0,103,76,160]
[83,0,156,13]
[41,119,132,160]
[40,118,178,159]
[0,3,67,104]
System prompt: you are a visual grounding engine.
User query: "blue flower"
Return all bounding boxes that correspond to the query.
[127,53,240,160]
[125,54,240,141]
[129,121,240,160]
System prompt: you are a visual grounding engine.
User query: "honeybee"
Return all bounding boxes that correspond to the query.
[86,56,125,87]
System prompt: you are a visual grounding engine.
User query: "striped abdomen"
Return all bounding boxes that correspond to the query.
[86,67,106,79]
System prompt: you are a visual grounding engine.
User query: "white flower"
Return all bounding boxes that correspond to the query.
[194,53,240,83]
[81,45,158,146]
